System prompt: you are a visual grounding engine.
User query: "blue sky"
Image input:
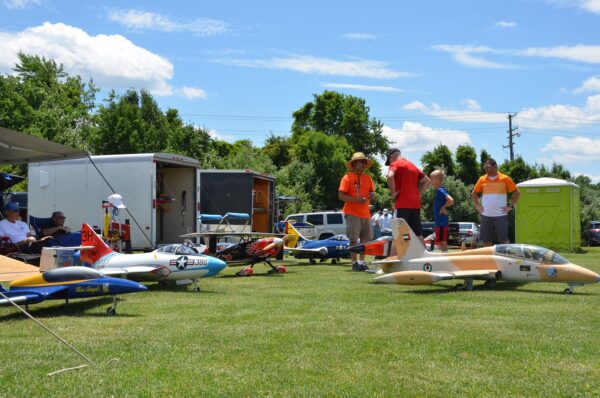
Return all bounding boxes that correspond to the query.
[1,0,600,181]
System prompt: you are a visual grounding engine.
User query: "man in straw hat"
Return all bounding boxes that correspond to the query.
[338,152,375,271]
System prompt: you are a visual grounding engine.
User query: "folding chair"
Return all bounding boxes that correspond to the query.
[198,214,223,233]
[29,215,53,237]
[220,212,250,232]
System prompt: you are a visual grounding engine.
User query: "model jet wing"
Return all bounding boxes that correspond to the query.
[374,269,498,285]
[285,246,328,256]
[449,270,497,280]
[100,266,171,281]
[0,285,68,306]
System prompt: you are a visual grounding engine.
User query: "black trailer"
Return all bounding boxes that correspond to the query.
[200,170,275,233]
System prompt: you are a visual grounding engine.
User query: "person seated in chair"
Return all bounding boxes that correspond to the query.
[0,202,50,254]
[41,211,71,237]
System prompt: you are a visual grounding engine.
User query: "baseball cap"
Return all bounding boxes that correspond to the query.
[107,193,126,209]
[385,148,401,166]
[4,202,20,212]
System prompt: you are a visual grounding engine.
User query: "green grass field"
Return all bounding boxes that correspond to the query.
[2,248,600,397]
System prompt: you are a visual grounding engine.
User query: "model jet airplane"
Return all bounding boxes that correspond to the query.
[373,218,600,294]
[0,266,147,315]
[80,224,226,291]
[284,222,350,264]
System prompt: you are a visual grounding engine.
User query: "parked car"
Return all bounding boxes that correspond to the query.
[447,222,466,246]
[282,211,346,240]
[457,222,480,245]
[421,222,434,239]
[583,221,600,246]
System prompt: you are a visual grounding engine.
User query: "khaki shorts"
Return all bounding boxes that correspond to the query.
[345,214,372,244]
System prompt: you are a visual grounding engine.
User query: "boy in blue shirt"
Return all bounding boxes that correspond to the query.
[430,170,454,252]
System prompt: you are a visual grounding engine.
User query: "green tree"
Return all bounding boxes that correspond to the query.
[0,52,97,148]
[479,149,492,174]
[291,90,388,156]
[499,156,537,184]
[291,130,353,210]
[455,144,479,185]
[90,89,172,154]
[261,134,292,168]
[275,160,318,215]
[420,144,455,176]
[164,109,214,167]
[220,140,276,174]
[421,176,478,223]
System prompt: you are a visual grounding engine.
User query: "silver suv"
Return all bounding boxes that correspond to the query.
[284,211,346,240]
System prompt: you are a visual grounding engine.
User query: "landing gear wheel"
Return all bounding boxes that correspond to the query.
[158,280,168,288]
[564,288,573,295]
[194,286,201,292]
[309,259,316,265]
[106,307,116,316]
[331,259,337,265]
[237,267,254,277]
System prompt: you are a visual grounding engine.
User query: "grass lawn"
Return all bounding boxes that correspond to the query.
[2,248,600,397]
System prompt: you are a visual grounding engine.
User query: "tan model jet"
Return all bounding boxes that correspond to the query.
[372,218,600,294]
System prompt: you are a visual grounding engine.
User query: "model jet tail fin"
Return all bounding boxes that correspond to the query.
[390,218,431,261]
[284,222,307,248]
[80,223,114,265]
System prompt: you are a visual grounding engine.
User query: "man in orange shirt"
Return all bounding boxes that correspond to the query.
[472,158,520,246]
[339,152,375,271]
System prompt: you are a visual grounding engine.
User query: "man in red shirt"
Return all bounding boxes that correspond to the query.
[386,148,430,243]
[339,152,375,271]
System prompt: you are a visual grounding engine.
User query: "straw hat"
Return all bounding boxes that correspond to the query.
[345,152,373,170]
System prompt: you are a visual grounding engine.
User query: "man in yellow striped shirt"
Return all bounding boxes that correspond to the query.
[471,158,520,246]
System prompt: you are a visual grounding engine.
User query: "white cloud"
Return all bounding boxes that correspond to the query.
[518,45,600,64]
[542,136,600,163]
[321,83,403,92]
[217,55,414,79]
[2,0,41,9]
[178,86,207,100]
[207,129,235,142]
[575,76,600,93]
[494,21,517,28]
[108,8,229,36]
[461,98,482,111]
[0,22,208,98]
[572,172,600,183]
[382,122,471,153]
[546,0,600,15]
[432,44,517,69]
[401,100,506,123]
[518,94,600,130]
[341,33,378,40]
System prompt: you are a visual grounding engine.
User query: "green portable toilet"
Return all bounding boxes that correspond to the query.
[516,177,580,252]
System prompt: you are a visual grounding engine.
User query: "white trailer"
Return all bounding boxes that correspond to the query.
[28,153,201,250]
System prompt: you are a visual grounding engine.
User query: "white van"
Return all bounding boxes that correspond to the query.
[284,211,346,240]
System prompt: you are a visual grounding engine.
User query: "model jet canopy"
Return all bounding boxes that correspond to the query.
[495,244,569,264]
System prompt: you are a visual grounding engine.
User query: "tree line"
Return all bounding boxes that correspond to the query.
[1,53,599,230]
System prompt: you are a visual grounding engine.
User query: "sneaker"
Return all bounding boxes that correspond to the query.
[359,264,370,272]
[352,261,360,271]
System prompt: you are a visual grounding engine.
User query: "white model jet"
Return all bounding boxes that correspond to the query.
[373,218,600,294]
[80,224,226,291]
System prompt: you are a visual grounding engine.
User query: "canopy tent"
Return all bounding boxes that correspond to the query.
[0,127,87,164]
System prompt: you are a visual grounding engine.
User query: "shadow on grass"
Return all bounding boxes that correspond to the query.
[373,281,598,296]
[0,296,143,321]
[143,284,225,295]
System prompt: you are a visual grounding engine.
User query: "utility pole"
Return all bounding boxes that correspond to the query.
[504,113,519,161]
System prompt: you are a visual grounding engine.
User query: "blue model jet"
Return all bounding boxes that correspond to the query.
[0,266,147,315]
[284,222,350,264]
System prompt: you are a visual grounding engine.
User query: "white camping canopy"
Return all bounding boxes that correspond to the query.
[0,127,87,164]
